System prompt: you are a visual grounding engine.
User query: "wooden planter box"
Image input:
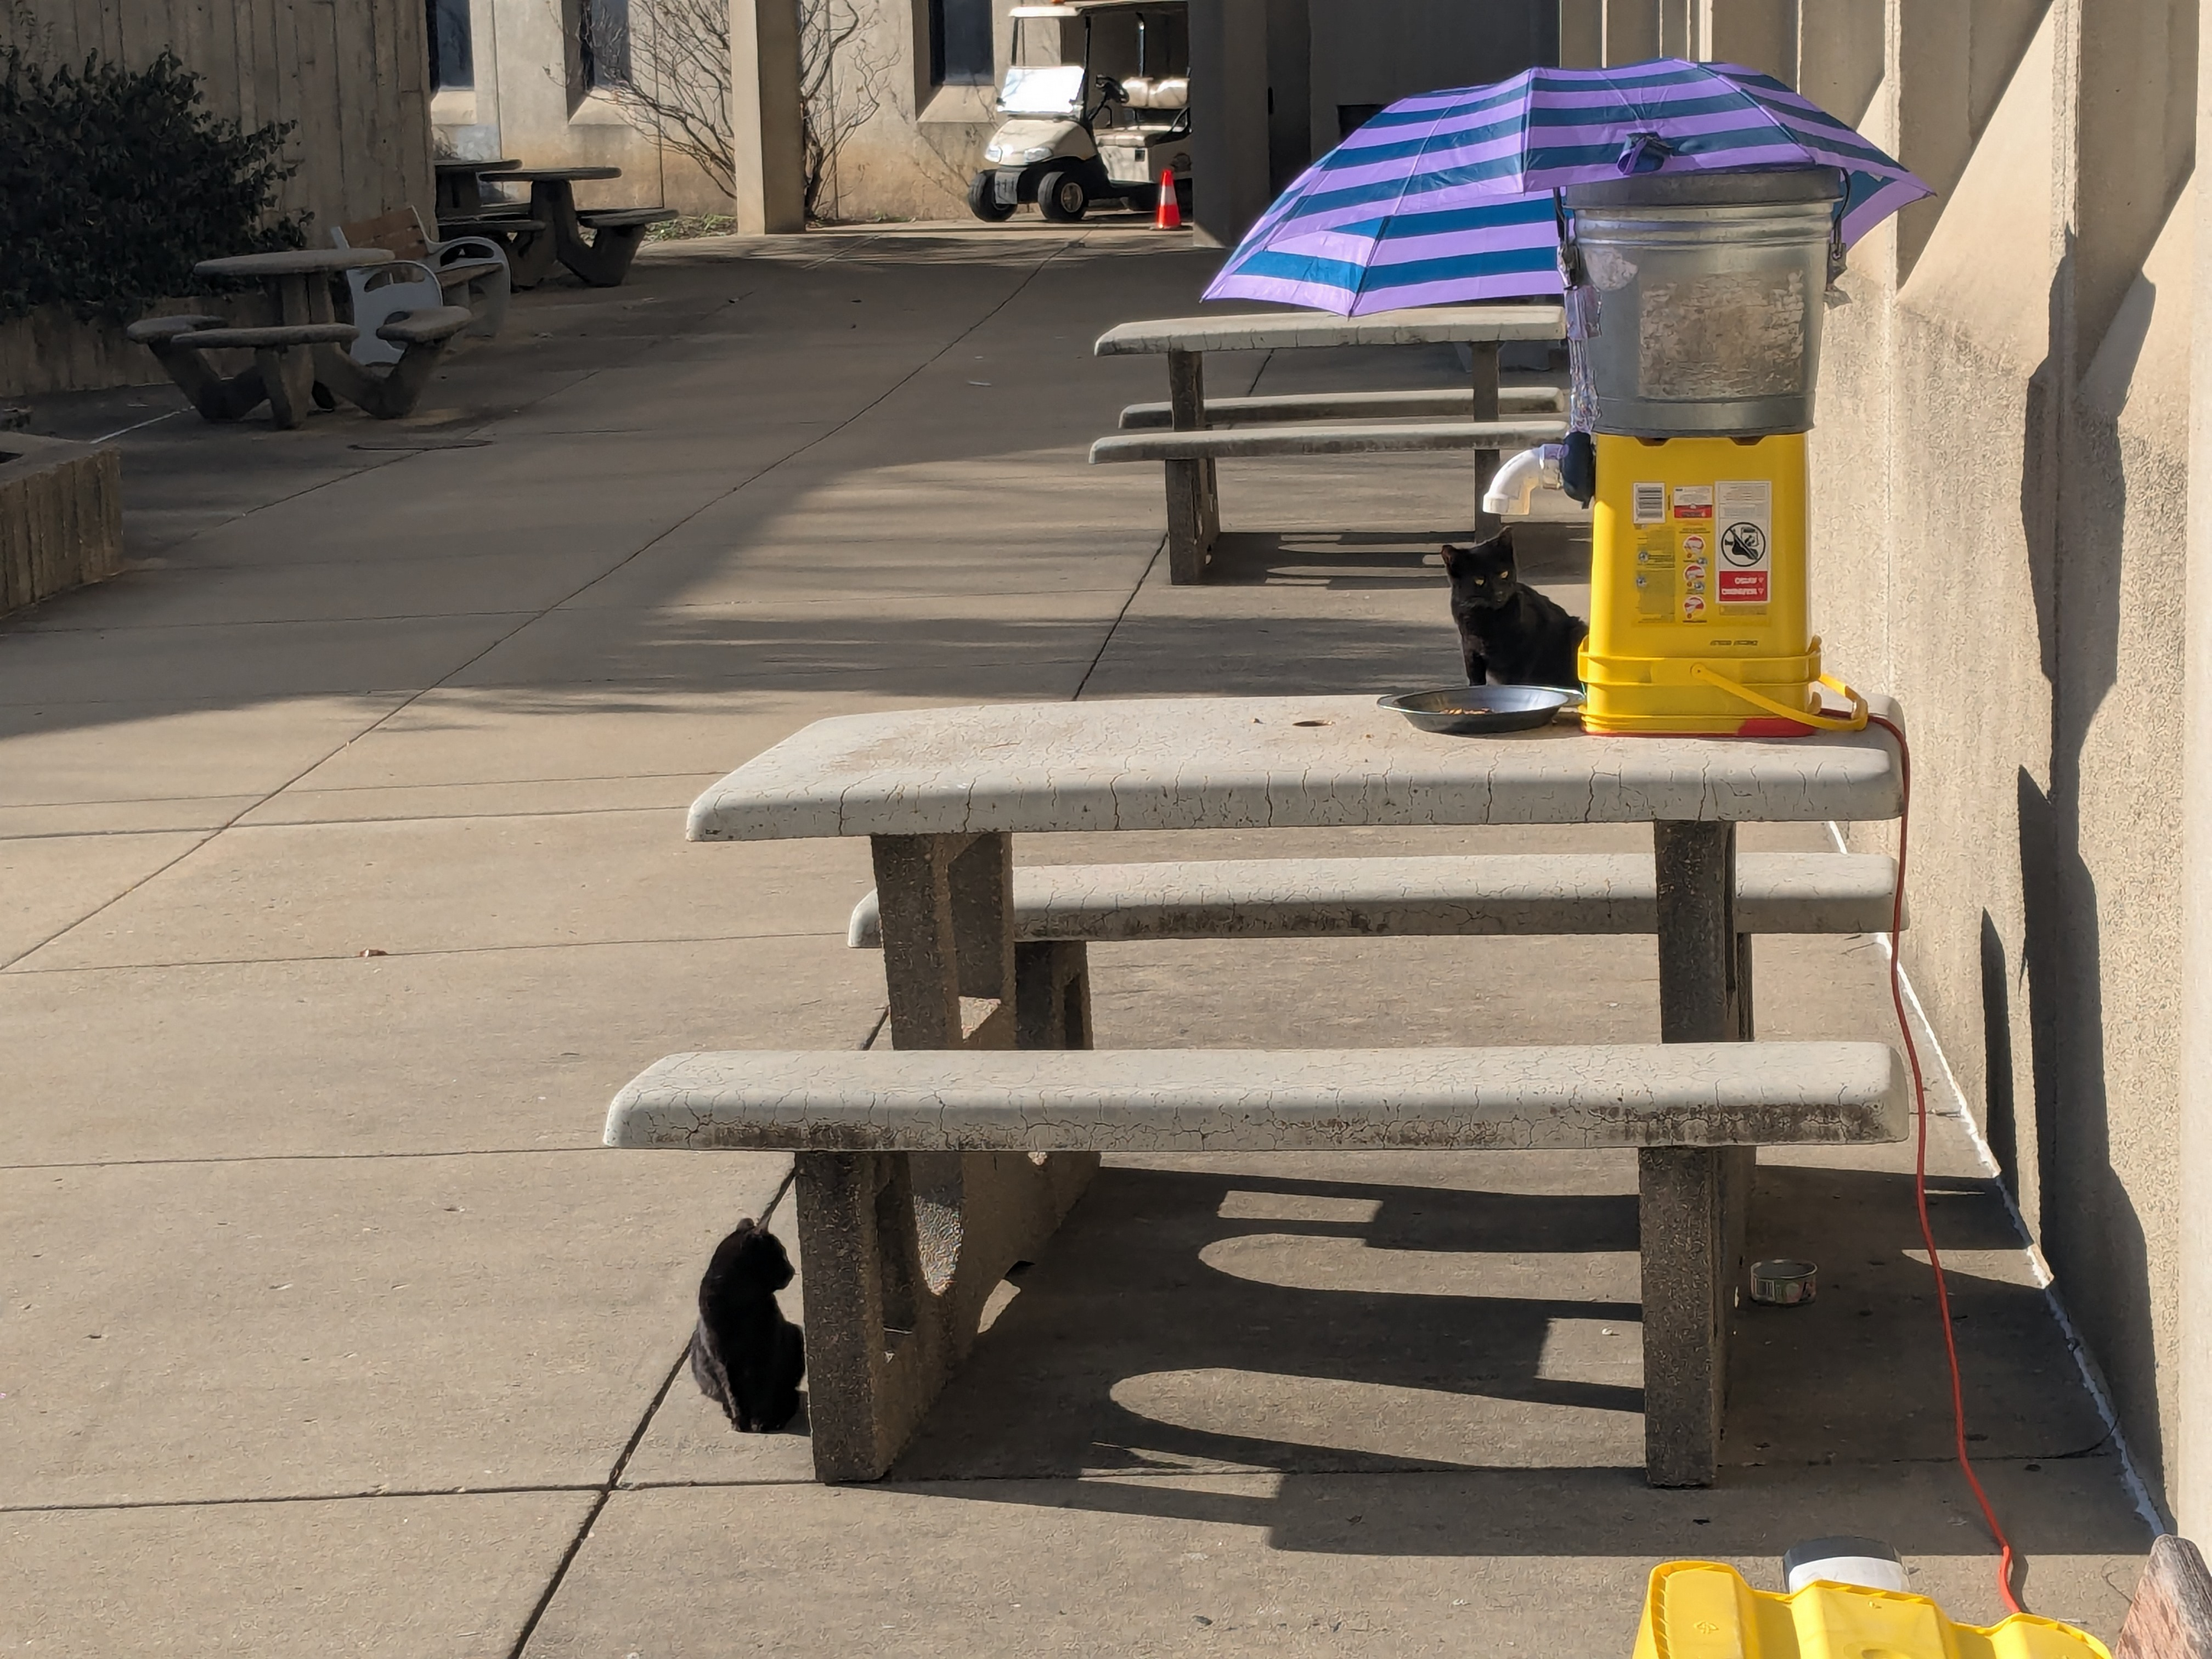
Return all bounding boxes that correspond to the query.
[0,433,122,617]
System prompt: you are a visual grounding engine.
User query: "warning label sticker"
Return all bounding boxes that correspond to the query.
[1632,482,1666,525]
[1671,485,1713,521]
[1715,479,1772,606]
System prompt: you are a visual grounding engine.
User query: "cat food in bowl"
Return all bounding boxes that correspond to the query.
[1378,685,1583,735]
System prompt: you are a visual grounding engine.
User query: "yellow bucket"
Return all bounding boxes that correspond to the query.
[1577,432,1866,736]
[1633,1561,2109,1659]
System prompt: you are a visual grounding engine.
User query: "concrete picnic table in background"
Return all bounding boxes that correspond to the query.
[432,157,561,287]
[433,155,521,217]
[493,166,676,289]
[613,692,1910,1486]
[1091,304,1570,580]
[127,246,472,427]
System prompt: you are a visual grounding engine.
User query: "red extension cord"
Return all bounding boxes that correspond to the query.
[1864,711,2024,1617]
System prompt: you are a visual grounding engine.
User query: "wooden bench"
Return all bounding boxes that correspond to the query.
[1118,386,1566,430]
[607,1040,1908,1480]
[1094,306,1567,583]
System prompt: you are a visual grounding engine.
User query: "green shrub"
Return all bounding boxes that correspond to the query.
[0,46,310,323]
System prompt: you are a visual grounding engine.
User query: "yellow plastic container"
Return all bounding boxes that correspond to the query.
[1633,1561,2111,1659]
[1578,432,1866,736]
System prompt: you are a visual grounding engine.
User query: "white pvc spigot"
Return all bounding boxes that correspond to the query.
[1483,442,1584,519]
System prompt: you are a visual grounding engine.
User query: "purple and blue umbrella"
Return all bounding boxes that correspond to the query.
[1205,59,1933,316]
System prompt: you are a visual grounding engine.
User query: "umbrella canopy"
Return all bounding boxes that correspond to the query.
[1205,59,1932,317]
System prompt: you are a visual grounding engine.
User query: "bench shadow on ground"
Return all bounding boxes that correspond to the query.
[868,1153,2142,1562]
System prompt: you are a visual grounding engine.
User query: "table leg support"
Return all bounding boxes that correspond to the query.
[800,836,1096,1482]
[1644,819,1747,1487]
[1165,349,1217,583]
[1469,340,1501,539]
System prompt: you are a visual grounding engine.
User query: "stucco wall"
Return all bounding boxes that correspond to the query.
[1806,1,2194,1493]
[442,0,733,216]
[816,0,1555,224]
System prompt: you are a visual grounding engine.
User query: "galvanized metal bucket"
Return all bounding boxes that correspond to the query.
[1564,167,1845,437]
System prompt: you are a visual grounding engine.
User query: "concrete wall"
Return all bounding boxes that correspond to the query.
[781,0,1554,226]
[1576,0,2202,1508]
[435,0,731,215]
[2,0,435,233]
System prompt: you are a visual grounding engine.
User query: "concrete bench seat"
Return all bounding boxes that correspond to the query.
[607,1041,1908,1154]
[577,206,680,228]
[556,206,678,287]
[1117,386,1566,430]
[1090,416,1570,465]
[373,305,473,347]
[607,1039,1905,1485]
[847,851,1900,949]
[140,322,360,351]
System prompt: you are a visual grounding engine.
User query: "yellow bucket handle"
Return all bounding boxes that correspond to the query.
[1688,664,1869,733]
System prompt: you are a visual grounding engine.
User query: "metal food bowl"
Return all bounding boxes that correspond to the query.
[1378,685,1583,735]
[1749,1258,1818,1306]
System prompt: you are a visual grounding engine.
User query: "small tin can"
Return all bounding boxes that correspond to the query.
[1750,1258,1818,1306]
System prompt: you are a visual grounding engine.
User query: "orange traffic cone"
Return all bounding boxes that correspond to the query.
[1155,168,1182,230]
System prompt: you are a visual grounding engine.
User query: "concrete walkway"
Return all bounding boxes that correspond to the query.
[2,225,2154,1656]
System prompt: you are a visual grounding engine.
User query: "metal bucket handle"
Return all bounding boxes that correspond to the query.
[1688,663,1869,732]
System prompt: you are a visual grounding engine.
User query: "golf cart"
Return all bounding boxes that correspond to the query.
[969,0,1194,222]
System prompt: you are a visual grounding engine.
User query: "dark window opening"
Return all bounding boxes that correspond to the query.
[427,0,473,90]
[580,0,632,88]
[930,0,994,86]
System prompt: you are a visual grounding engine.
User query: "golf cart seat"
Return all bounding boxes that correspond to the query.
[1124,75,1187,109]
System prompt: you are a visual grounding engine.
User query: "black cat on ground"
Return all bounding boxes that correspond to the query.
[690,1217,806,1433]
[1442,527,1588,688]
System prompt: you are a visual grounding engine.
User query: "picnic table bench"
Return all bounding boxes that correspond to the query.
[485,167,675,288]
[1091,305,1567,582]
[128,249,471,426]
[608,693,1910,1489]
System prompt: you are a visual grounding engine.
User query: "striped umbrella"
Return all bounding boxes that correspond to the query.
[1205,59,1932,316]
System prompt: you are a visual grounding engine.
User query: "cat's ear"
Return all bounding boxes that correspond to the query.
[1440,543,1468,576]
[1493,525,1515,560]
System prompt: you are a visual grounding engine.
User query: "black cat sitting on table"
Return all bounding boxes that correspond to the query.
[1442,527,1588,689]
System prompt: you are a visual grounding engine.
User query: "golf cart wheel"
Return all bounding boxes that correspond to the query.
[1039,170,1090,222]
[967,171,1015,222]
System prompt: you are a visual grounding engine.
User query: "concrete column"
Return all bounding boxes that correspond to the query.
[731,0,805,233]
[1560,0,1603,66]
[2070,0,2196,362]
[1188,0,1272,249]
[1263,0,1311,192]
[1888,0,1971,278]
[2174,0,2212,1546]
[1604,0,1661,63]
[1794,0,1883,128]
[1699,0,1793,81]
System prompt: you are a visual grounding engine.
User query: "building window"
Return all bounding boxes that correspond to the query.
[930,0,993,85]
[580,0,632,88]
[426,0,473,90]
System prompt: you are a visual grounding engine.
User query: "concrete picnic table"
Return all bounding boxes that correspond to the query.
[433,156,521,217]
[129,247,471,426]
[1092,304,1569,575]
[676,691,1908,1485]
[490,166,674,289]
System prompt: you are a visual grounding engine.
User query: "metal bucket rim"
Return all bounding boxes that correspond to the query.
[1564,165,1846,210]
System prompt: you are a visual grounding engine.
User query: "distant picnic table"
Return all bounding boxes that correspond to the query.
[1090,304,1570,579]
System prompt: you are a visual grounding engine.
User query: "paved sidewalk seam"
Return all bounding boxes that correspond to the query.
[504,1165,799,1659]
[2,927,847,975]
